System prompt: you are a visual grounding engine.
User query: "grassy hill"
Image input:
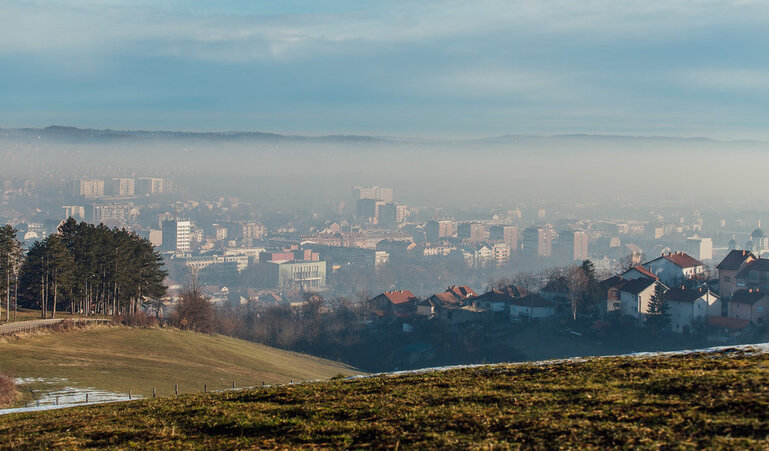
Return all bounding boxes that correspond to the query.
[2,346,769,448]
[0,326,356,402]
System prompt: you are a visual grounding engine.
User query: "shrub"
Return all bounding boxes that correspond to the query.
[0,373,17,408]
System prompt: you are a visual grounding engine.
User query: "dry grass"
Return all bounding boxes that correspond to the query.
[0,326,358,405]
[0,373,16,408]
[2,348,769,448]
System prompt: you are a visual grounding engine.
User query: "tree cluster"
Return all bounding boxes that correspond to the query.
[16,218,167,318]
[0,225,23,321]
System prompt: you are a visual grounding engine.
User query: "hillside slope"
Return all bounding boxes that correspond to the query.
[0,326,355,402]
[2,346,768,448]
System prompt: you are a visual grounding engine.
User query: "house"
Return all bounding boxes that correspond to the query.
[665,287,721,334]
[447,285,478,300]
[439,304,490,325]
[417,285,478,316]
[641,252,705,285]
[734,259,769,294]
[716,250,756,299]
[473,289,513,313]
[619,278,666,323]
[370,290,419,317]
[599,275,626,314]
[620,265,657,281]
[509,294,556,321]
[727,289,769,326]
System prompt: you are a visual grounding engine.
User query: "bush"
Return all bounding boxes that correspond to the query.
[115,312,160,327]
[0,373,17,407]
[172,283,215,334]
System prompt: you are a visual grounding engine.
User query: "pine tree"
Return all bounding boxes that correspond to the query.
[646,283,670,333]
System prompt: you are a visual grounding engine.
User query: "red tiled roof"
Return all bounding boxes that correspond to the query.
[448,285,478,299]
[625,265,658,280]
[707,316,751,331]
[661,252,703,269]
[379,290,418,305]
[430,292,461,306]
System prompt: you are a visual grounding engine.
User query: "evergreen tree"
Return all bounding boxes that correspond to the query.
[646,283,670,333]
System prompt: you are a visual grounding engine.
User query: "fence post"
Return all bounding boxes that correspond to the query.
[204,384,207,393]
[85,393,89,403]
[153,387,156,398]
[174,384,178,396]
[128,389,132,400]
[232,381,235,389]
[56,396,59,406]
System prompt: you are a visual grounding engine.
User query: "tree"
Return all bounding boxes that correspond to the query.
[0,225,22,322]
[173,279,215,333]
[565,265,589,321]
[645,283,670,333]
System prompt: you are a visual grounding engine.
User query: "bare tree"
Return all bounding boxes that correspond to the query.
[565,265,589,321]
[511,271,538,293]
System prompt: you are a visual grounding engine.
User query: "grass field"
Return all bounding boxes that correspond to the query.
[2,347,769,448]
[0,326,356,403]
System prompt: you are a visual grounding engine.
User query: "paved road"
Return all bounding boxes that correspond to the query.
[0,318,108,335]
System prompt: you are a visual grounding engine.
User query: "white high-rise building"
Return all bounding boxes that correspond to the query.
[162,219,191,253]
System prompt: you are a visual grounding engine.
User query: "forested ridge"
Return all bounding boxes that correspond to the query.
[1,218,166,319]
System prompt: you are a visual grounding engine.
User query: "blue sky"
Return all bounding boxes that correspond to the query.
[1,0,768,138]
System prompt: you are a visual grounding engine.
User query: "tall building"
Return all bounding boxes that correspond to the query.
[162,219,191,253]
[426,220,457,242]
[377,202,398,229]
[686,236,713,261]
[73,179,105,198]
[62,205,86,220]
[557,229,589,262]
[352,185,393,218]
[91,201,133,228]
[489,225,519,251]
[109,178,135,196]
[522,226,554,257]
[457,223,489,242]
[136,177,165,195]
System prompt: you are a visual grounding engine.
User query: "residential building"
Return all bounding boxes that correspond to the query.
[425,220,457,242]
[489,225,518,251]
[640,252,705,285]
[73,179,104,198]
[716,250,756,299]
[728,289,769,326]
[457,223,489,242]
[521,226,554,257]
[619,278,666,323]
[136,177,165,195]
[685,236,713,261]
[665,287,721,334]
[509,294,556,321]
[162,219,192,253]
[557,229,589,262]
[109,178,135,196]
[370,290,418,317]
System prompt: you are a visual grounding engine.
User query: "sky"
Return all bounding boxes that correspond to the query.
[1,0,768,139]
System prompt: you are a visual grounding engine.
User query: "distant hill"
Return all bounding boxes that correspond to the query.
[1,124,766,146]
[0,326,356,404]
[2,345,768,448]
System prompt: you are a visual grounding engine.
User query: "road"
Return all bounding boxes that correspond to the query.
[0,318,108,336]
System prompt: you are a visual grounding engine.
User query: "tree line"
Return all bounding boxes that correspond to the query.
[0,218,167,319]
